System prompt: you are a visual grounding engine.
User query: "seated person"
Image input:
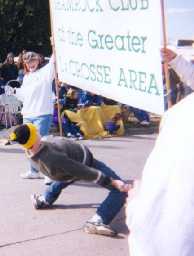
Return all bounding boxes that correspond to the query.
[62,115,83,140]
[102,97,118,105]
[64,88,79,111]
[52,104,60,127]
[1,52,18,85]
[128,106,150,126]
[78,90,103,107]
[62,88,83,139]
[58,84,67,105]
[104,113,122,135]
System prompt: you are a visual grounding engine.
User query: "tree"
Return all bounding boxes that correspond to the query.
[0,0,51,61]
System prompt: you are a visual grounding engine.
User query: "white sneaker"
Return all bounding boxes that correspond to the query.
[139,120,150,126]
[20,171,42,179]
[76,133,84,140]
[83,221,117,237]
[67,133,75,138]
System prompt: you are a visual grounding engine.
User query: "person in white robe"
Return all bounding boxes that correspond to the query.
[127,48,194,256]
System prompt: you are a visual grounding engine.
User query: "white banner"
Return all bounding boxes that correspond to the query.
[50,0,164,115]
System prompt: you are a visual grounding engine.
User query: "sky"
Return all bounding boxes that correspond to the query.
[166,0,194,42]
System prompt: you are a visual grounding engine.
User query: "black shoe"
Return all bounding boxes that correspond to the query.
[83,221,117,237]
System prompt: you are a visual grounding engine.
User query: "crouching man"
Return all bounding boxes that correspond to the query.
[10,123,132,237]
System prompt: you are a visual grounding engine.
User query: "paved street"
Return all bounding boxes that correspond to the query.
[0,133,156,256]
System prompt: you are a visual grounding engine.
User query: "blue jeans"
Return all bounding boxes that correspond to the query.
[43,159,127,224]
[23,115,52,173]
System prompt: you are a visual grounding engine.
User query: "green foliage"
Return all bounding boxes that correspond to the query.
[0,0,51,61]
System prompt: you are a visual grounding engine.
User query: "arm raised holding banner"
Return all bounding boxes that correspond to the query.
[4,48,56,180]
[161,48,194,90]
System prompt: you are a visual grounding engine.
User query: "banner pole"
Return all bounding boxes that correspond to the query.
[49,0,63,136]
[161,0,171,109]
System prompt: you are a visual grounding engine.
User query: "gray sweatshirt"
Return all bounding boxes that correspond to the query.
[29,136,111,187]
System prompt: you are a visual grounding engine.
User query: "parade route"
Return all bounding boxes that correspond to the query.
[0,133,155,256]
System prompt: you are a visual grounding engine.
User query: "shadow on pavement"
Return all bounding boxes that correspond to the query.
[49,203,100,210]
[111,206,129,235]
[130,135,156,141]
[0,147,24,154]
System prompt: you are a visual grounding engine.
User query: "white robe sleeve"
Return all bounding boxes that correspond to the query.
[170,55,194,89]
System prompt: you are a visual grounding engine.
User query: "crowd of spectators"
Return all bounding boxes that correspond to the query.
[0,50,191,137]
